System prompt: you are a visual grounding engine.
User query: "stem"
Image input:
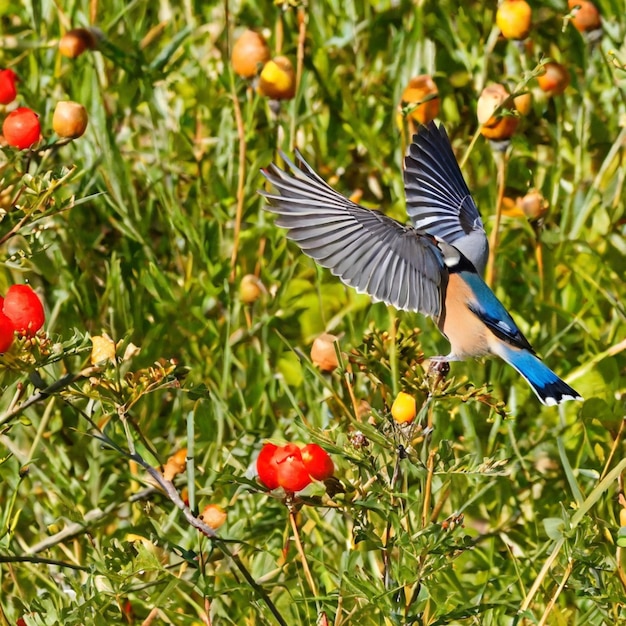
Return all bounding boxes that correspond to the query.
[536,558,573,626]
[287,498,320,611]
[0,554,89,571]
[519,457,626,616]
[289,5,307,152]
[485,147,508,287]
[382,445,405,588]
[186,406,196,513]
[229,77,247,281]
[0,368,95,428]
[533,222,545,299]
[599,417,625,481]
[421,448,437,528]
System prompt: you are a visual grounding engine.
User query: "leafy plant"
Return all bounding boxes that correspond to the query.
[1,1,625,625]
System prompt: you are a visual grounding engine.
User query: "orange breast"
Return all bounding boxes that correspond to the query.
[438,273,491,359]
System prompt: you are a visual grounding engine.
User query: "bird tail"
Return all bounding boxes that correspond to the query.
[492,343,583,406]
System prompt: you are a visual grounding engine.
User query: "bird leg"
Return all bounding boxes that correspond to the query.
[427,358,451,377]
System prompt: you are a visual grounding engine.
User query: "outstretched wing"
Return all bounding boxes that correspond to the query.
[260,151,447,317]
[404,122,488,274]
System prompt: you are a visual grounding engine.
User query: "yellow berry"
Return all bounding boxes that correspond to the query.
[496,0,532,40]
[391,391,417,424]
[258,56,296,100]
[239,274,263,304]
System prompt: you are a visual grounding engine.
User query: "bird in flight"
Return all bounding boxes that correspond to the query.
[259,122,582,406]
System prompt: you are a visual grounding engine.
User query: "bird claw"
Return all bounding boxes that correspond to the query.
[428,358,450,377]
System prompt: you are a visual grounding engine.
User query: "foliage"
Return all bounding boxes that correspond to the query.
[1,0,626,624]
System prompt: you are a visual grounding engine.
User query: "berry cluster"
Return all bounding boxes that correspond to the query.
[0,61,88,150]
[256,442,334,493]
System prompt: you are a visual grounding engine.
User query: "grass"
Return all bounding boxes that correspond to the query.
[1,0,625,624]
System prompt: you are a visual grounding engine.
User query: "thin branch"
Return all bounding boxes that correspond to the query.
[288,499,320,607]
[0,554,89,571]
[0,368,95,428]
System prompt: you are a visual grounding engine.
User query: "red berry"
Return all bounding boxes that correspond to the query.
[301,444,334,481]
[256,443,280,489]
[2,107,40,149]
[0,310,15,352]
[3,284,45,336]
[0,69,18,105]
[275,444,311,492]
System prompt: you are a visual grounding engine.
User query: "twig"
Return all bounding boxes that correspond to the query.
[0,554,89,571]
[600,417,625,481]
[537,558,573,626]
[24,502,120,554]
[0,368,95,428]
[229,83,247,281]
[382,446,404,588]
[287,498,320,608]
[485,148,508,287]
[421,448,437,528]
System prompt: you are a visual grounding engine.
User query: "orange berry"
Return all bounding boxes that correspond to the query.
[231,29,270,78]
[162,448,187,481]
[477,84,519,141]
[258,56,296,100]
[513,91,532,116]
[391,391,417,424]
[537,62,570,96]
[59,27,98,58]
[53,101,88,138]
[517,189,548,220]
[400,75,440,125]
[199,504,227,530]
[311,333,339,372]
[496,0,532,40]
[568,0,601,32]
[501,196,524,218]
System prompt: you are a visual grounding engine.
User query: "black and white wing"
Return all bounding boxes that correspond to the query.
[404,122,488,274]
[260,151,447,317]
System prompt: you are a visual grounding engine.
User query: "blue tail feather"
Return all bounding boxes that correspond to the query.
[495,344,582,406]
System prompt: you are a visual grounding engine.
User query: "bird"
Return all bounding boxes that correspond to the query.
[259,121,582,406]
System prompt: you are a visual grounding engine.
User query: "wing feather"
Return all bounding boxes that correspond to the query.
[260,154,447,316]
[404,122,489,273]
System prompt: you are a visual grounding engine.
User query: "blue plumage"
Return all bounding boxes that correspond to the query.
[261,122,583,406]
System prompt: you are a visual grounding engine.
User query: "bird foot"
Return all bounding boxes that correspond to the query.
[427,357,450,377]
